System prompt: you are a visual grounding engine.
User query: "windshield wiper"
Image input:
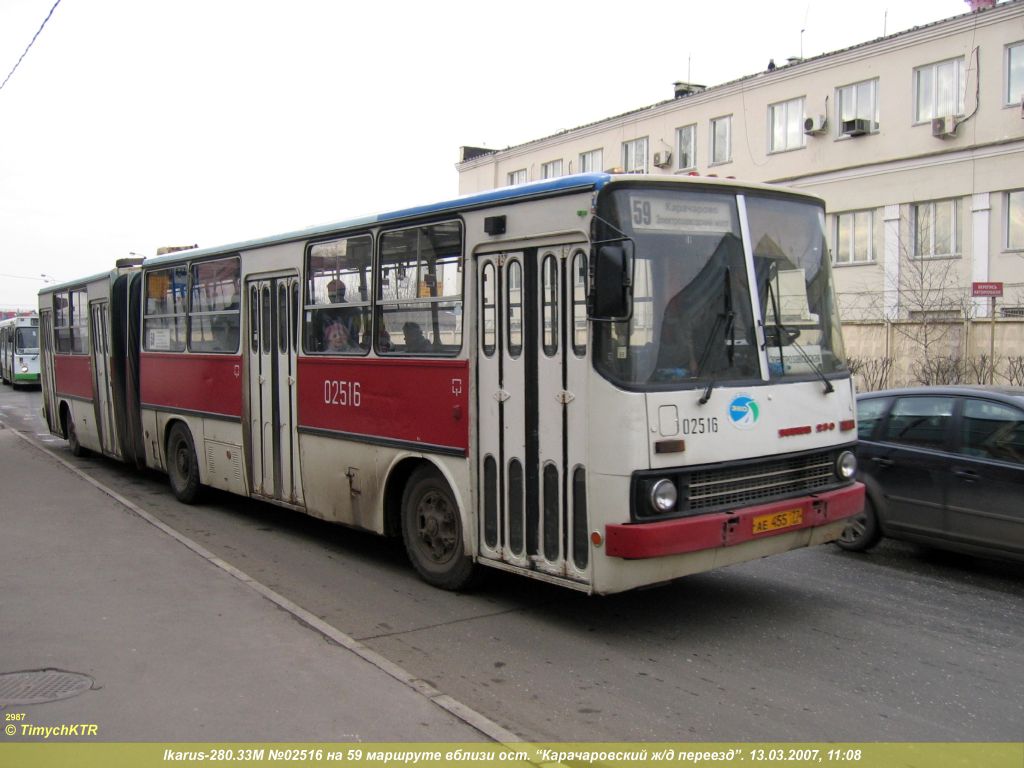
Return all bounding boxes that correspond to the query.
[763,277,834,395]
[698,268,735,405]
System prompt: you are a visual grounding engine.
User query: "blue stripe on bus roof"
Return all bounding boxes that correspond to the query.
[136,174,613,267]
[376,173,612,222]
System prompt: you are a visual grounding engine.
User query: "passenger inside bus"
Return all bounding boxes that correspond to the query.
[322,320,357,353]
[402,321,431,353]
[318,279,361,348]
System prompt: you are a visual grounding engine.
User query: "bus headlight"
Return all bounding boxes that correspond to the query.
[649,479,678,513]
[835,450,857,480]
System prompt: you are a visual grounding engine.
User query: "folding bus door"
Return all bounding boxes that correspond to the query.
[39,310,59,434]
[89,301,120,458]
[245,274,304,507]
[477,246,590,582]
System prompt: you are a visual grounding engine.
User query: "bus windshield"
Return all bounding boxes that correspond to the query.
[592,185,847,390]
[15,326,39,353]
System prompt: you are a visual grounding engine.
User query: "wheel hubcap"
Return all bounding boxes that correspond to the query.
[416,491,457,563]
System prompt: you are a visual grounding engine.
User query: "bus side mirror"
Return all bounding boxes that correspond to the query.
[591,244,632,321]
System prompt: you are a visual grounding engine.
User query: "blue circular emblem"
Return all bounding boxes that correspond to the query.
[728,395,760,430]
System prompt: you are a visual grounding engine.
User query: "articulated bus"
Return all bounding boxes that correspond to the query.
[39,173,864,594]
[0,314,40,388]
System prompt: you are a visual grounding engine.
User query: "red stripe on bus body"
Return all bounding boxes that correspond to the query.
[54,354,94,400]
[298,357,470,454]
[140,353,243,417]
[604,483,865,559]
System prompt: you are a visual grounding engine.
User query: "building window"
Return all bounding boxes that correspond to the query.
[1008,42,1024,105]
[507,169,527,186]
[914,58,964,123]
[621,137,648,173]
[833,211,874,264]
[710,116,731,164]
[541,159,563,179]
[676,124,696,170]
[769,97,805,152]
[579,148,603,173]
[837,79,879,134]
[1008,190,1024,251]
[912,199,961,258]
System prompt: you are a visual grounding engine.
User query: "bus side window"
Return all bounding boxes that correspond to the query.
[377,220,463,356]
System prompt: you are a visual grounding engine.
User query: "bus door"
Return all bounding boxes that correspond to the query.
[89,301,119,458]
[245,274,304,507]
[39,310,59,434]
[477,246,590,581]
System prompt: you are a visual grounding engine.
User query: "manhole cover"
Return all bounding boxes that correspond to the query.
[0,670,94,706]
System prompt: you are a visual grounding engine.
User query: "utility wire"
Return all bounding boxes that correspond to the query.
[0,0,63,93]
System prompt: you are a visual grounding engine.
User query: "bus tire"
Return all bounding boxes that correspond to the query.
[401,466,475,590]
[167,423,203,504]
[66,413,86,457]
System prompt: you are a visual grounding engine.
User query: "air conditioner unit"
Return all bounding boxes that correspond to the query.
[840,118,871,136]
[931,115,957,138]
[803,115,827,135]
[653,151,673,168]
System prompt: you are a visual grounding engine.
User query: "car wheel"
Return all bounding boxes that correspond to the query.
[837,496,882,552]
[401,466,476,590]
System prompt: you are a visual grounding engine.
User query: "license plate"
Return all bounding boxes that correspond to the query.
[752,508,804,534]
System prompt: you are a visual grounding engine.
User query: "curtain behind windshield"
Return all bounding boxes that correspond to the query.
[745,196,847,377]
[593,188,759,389]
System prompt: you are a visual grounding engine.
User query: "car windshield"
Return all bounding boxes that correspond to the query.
[592,185,847,391]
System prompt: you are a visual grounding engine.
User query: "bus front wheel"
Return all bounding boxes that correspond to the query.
[401,466,475,590]
[167,424,202,504]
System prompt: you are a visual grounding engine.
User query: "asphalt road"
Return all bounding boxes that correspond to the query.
[4,386,1022,742]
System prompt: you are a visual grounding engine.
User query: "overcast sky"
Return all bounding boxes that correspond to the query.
[0,0,974,311]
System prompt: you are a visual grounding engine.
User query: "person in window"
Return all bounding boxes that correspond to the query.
[403,321,432,353]
[319,279,361,347]
[322,320,357,353]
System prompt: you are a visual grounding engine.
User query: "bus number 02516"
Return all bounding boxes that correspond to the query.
[324,380,361,407]
[681,417,718,435]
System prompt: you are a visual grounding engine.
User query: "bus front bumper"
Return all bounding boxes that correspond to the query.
[604,483,864,559]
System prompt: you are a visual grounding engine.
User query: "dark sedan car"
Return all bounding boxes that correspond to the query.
[839,385,1024,562]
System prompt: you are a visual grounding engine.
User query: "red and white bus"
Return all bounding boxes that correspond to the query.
[39,173,864,594]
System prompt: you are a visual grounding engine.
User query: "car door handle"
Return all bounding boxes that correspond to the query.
[954,469,979,482]
[871,457,895,467]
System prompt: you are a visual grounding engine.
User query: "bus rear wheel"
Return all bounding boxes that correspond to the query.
[65,413,86,457]
[401,466,475,590]
[167,424,202,504]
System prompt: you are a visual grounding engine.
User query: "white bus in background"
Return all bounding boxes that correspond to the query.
[0,314,40,388]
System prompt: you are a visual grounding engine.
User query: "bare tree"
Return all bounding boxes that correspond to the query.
[847,356,894,392]
[879,212,973,386]
[965,354,996,385]
[1005,356,1024,387]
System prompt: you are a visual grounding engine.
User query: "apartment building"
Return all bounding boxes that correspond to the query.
[456,0,1024,335]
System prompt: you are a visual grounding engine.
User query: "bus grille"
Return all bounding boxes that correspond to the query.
[686,450,839,513]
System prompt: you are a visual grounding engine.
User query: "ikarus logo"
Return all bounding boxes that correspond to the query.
[727,394,760,430]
